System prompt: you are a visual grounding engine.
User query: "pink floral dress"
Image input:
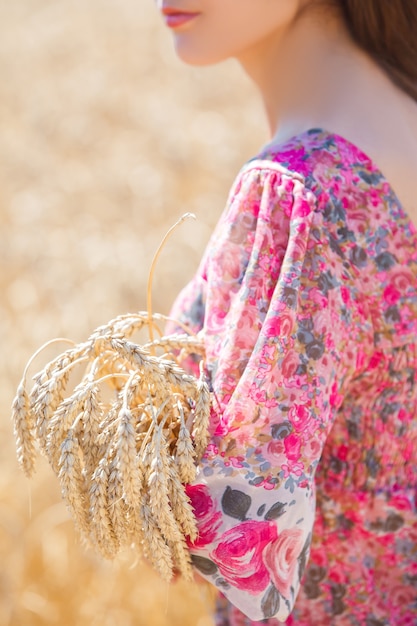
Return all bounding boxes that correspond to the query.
[168,129,417,625]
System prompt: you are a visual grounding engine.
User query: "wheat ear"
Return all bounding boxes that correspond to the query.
[58,429,90,536]
[89,457,119,559]
[12,383,36,478]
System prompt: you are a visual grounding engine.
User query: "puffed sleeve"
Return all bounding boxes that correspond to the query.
[168,262,206,338]
[173,161,363,622]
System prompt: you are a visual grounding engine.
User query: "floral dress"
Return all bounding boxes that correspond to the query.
[168,129,417,625]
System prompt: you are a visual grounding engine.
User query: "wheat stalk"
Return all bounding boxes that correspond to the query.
[146,213,196,350]
[11,214,211,582]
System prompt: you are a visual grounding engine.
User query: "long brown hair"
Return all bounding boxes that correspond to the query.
[336,0,417,102]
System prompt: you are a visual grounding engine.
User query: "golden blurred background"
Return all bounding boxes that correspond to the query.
[0,1,267,624]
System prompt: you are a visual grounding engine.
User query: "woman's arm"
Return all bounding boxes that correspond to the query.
[177,163,369,621]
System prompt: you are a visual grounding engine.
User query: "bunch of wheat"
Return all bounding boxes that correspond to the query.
[11,215,211,582]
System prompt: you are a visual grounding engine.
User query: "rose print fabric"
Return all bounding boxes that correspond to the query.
[168,129,417,624]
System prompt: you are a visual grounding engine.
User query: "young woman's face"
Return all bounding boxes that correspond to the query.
[155,1,307,66]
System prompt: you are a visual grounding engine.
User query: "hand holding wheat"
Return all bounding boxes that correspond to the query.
[12,214,211,582]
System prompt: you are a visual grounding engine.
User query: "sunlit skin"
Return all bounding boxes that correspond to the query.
[156,0,417,224]
[157,0,302,67]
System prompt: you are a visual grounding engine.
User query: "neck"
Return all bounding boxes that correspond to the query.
[235,7,382,143]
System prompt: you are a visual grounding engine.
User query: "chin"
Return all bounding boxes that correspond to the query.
[173,39,230,67]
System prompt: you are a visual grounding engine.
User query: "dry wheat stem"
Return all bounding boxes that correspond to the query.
[143,334,205,356]
[146,213,196,350]
[22,337,76,383]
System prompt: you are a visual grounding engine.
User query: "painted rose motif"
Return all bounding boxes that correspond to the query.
[206,304,228,334]
[391,267,413,291]
[264,528,305,599]
[383,284,401,305]
[288,404,312,432]
[185,484,222,548]
[284,433,302,461]
[264,312,294,338]
[281,350,300,379]
[303,436,322,463]
[263,439,287,466]
[211,521,278,593]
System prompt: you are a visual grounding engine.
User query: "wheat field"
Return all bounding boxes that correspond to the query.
[0,1,266,624]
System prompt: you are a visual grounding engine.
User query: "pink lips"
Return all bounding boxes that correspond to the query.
[161,7,200,29]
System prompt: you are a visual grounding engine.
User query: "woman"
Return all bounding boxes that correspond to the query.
[158,1,417,624]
